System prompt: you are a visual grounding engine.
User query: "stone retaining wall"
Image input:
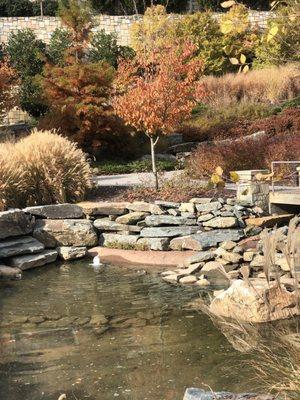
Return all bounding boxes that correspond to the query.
[0,197,267,278]
[0,11,273,46]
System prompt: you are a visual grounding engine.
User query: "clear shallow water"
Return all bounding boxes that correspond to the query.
[0,261,257,400]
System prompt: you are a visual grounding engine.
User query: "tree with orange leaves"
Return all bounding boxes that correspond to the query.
[0,60,17,122]
[113,43,202,189]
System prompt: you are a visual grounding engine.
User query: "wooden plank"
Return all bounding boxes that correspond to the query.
[269,191,300,206]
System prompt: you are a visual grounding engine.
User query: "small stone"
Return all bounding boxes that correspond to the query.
[185,251,215,265]
[162,274,179,283]
[179,203,195,214]
[161,270,176,277]
[116,212,148,225]
[195,201,222,213]
[243,251,255,262]
[196,278,210,287]
[203,217,238,229]
[232,245,243,254]
[220,241,236,251]
[222,252,243,264]
[250,254,265,268]
[197,214,214,222]
[167,209,179,216]
[179,275,197,284]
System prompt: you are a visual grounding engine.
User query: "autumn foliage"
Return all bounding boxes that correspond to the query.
[0,60,17,121]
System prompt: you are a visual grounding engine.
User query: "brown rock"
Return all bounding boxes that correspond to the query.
[77,201,129,216]
[245,214,294,228]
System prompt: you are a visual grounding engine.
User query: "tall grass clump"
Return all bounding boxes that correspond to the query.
[0,129,92,209]
[198,64,300,107]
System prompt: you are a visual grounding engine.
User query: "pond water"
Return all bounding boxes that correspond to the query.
[0,261,258,400]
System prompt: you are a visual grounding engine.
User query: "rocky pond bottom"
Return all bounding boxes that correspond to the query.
[0,261,275,400]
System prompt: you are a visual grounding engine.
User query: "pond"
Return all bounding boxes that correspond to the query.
[0,261,259,400]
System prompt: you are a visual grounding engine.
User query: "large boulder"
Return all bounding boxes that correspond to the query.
[24,204,84,219]
[0,236,44,258]
[33,219,98,248]
[7,249,58,270]
[77,201,129,216]
[141,226,199,238]
[0,209,34,239]
[210,279,300,323]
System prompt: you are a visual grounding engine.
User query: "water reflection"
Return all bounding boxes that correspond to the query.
[0,261,256,400]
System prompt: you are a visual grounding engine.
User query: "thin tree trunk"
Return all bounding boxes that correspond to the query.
[150,136,159,190]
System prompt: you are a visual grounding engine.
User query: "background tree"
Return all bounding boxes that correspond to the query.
[113,43,202,189]
[0,61,17,122]
[6,28,48,117]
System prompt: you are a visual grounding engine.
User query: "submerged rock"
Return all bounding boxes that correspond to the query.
[0,265,22,280]
[183,388,274,400]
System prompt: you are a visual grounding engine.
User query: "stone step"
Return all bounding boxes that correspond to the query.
[0,236,44,258]
[7,250,58,270]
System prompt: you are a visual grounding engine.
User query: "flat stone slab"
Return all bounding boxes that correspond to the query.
[180,229,244,250]
[145,215,196,226]
[7,249,58,270]
[77,201,129,216]
[94,218,141,233]
[0,236,44,258]
[100,233,139,248]
[33,219,98,248]
[141,226,199,238]
[183,388,275,400]
[0,209,34,239]
[24,204,84,219]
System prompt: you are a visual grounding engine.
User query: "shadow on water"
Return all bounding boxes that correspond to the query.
[0,260,263,400]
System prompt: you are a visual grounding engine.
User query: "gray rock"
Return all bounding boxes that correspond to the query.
[127,202,164,214]
[155,201,180,209]
[162,274,179,283]
[179,203,195,214]
[137,237,170,251]
[33,219,98,248]
[186,251,215,265]
[203,217,238,229]
[169,236,191,250]
[99,233,139,248]
[141,226,199,238]
[57,246,87,261]
[94,218,141,233]
[145,215,195,227]
[177,229,244,250]
[0,236,44,258]
[220,241,236,250]
[0,265,22,280]
[197,214,214,222]
[195,202,222,213]
[115,212,148,225]
[7,249,58,270]
[0,209,34,239]
[24,204,83,219]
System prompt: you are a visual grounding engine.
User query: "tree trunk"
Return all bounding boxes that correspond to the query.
[150,136,159,190]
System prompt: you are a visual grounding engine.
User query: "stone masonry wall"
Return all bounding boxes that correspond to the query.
[0,11,274,47]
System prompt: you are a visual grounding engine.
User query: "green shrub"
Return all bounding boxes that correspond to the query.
[254,1,300,67]
[19,77,48,118]
[0,0,58,16]
[89,30,135,68]
[47,28,72,66]
[175,11,226,75]
[0,129,92,209]
[7,29,46,78]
